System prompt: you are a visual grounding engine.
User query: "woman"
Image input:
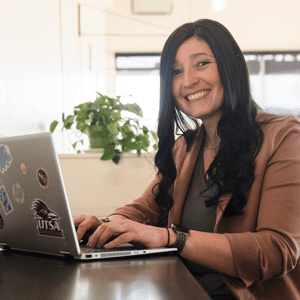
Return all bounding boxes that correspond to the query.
[74,19,300,300]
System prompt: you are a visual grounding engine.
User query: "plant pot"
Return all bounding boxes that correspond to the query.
[88,126,111,149]
[88,126,121,164]
[89,136,107,149]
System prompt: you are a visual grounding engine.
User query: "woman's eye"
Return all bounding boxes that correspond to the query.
[172,69,181,76]
[197,61,209,67]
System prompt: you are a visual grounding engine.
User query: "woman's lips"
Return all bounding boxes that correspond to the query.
[185,89,211,103]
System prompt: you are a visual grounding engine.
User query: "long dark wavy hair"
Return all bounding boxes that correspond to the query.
[153,19,268,227]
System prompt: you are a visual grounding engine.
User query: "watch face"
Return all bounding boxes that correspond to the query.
[172,224,190,233]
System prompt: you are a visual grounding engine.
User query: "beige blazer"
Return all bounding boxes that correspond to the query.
[110,112,300,300]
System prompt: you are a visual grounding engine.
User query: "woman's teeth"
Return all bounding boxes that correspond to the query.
[187,90,210,101]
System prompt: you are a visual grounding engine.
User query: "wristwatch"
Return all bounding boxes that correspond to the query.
[170,224,190,254]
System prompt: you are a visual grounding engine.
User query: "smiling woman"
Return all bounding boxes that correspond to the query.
[74,19,300,300]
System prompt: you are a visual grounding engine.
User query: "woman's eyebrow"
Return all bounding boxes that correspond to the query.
[174,53,214,65]
[189,53,213,59]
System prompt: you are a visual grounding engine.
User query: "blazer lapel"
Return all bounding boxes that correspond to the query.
[214,193,232,233]
[168,126,205,226]
[168,125,233,230]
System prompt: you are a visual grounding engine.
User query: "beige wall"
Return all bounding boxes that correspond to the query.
[58,153,156,216]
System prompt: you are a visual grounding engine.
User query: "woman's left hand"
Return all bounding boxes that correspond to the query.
[85,219,168,249]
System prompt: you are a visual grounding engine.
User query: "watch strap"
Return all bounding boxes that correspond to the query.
[170,224,189,253]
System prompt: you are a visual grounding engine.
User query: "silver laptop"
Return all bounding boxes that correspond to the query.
[0,132,177,260]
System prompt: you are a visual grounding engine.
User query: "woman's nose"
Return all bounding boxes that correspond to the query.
[183,69,198,88]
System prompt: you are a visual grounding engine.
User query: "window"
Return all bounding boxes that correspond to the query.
[245,52,300,117]
[116,52,300,137]
[115,54,161,136]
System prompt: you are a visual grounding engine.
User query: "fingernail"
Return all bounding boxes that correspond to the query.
[104,244,108,248]
[86,242,89,246]
[96,243,99,248]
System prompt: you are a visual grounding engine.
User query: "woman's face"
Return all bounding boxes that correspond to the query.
[172,36,224,123]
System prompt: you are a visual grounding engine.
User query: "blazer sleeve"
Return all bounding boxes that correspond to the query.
[108,173,162,225]
[108,135,186,225]
[224,117,300,287]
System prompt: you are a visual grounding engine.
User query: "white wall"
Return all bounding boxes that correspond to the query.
[1,0,299,214]
[0,0,62,138]
[1,0,299,144]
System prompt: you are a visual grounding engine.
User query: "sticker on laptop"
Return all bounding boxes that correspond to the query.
[12,183,25,204]
[21,163,27,174]
[0,185,13,215]
[36,168,49,188]
[0,145,12,174]
[31,199,64,238]
[0,214,3,229]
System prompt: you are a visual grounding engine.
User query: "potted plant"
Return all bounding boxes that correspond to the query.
[50,93,158,164]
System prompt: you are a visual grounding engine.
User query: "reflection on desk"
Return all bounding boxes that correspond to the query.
[0,251,212,300]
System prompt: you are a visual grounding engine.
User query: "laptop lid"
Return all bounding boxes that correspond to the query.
[0,133,176,259]
[0,132,82,257]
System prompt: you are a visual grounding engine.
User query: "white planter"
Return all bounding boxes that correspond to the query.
[58,153,156,217]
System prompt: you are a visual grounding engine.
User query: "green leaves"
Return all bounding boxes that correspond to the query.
[142,126,148,134]
[49,92,158,164]
[63,115,75,130]
[121,103,143,117]
[50,120,59,133]
[107,122,119,136]
[100,143,118,161]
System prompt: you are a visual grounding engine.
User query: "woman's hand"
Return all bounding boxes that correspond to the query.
[73,214,104,242]
[75,216,168,249]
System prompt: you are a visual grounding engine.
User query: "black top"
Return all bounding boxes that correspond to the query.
[181,144,236,299]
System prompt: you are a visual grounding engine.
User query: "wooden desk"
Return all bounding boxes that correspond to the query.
[0,251,212,300]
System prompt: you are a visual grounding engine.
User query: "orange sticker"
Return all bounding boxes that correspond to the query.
[21,163,26,174]
[37,168,49,188]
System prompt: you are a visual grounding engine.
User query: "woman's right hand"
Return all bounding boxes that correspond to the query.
[73,214,103,242]
[73,214,128,242]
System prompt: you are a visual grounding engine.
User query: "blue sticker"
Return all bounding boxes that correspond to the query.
[0,145,12,174]
[31,199,64,238]
[0,185,13,215]
[0,214,3,229]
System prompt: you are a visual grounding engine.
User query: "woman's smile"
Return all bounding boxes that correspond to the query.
[185,89,211,102]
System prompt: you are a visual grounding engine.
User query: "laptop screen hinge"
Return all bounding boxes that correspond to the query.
[60,250,74,260]
[0,243,10,250]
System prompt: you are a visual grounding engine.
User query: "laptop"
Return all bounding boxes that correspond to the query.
[0,132,177,260]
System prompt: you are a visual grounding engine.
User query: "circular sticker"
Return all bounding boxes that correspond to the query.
[12,183,25,204]
[37,168,49,188]
[0,214,3,229]
[21,163,27,174]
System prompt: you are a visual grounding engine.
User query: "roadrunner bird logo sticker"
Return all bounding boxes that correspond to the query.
[32,199,64,238]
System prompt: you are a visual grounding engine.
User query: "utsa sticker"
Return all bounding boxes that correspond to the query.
[0,145,12,174]
[0,185,13,215]
[31,199,64,238]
